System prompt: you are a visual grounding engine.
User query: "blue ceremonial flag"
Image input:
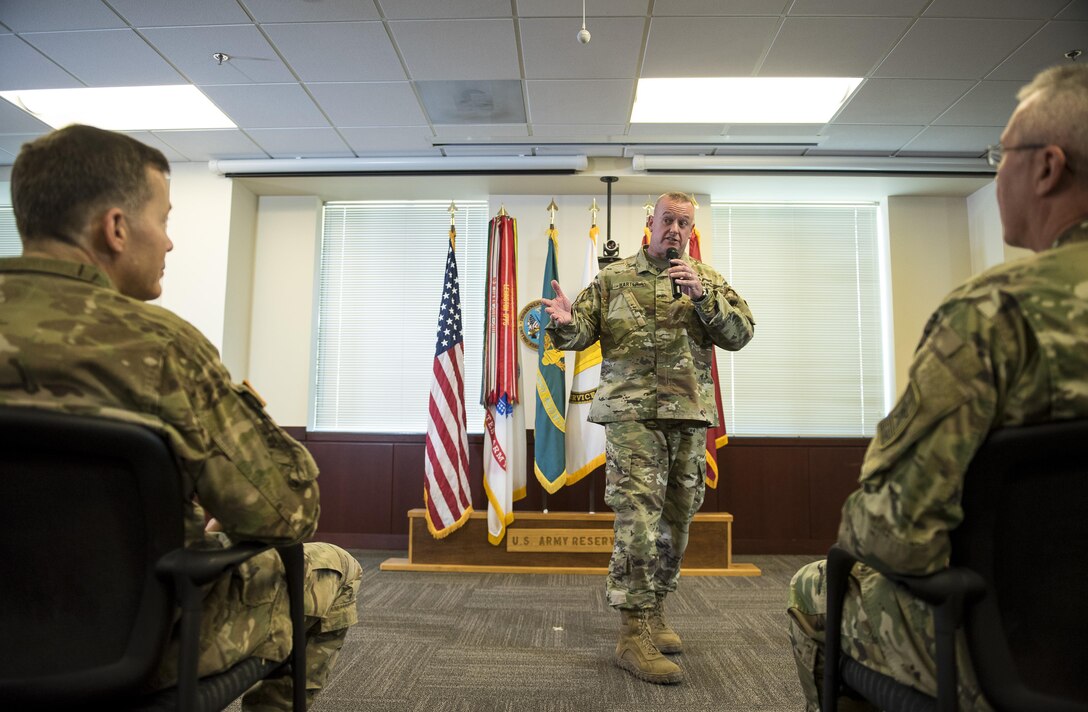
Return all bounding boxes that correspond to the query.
[534,225,567,492]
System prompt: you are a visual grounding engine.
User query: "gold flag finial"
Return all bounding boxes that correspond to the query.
[448,201,458,226]
[589,197,599,225]
[643,195,654,217]
[691,195,700,209]
[546,198,559,225]
[498,204,508,217]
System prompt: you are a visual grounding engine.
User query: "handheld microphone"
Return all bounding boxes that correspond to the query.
[666,248,682,299]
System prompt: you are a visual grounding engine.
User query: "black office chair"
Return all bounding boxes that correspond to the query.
[0,406,307,711]
[822,418,1088,712]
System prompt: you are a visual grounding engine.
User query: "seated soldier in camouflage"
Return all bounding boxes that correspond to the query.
[0,124,362,711]
[543,192,755,684]
[787,63,1088,711]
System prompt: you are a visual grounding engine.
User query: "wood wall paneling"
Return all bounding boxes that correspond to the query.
[290,430,869,555]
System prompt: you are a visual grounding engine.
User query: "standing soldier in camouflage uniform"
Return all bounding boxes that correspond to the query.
[544,192,755,683]
[0,125,362,711]
[788,63,1088,711]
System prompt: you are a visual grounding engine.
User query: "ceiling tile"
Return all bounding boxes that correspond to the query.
[338,126,440,154]
[714,145,808,156]
[834,78,974,123]
[380,0,510,19]
[515,0,650,18]
[121,131,189,161]
[391,19,519,80]
[788,0,927,17]
[0,1,124,32]
[1056,0,1088,20]
[0,34,80,90]
[811,124,923,152]
[245,128,354,158]
[899,125,1000,155]
[760,17,911,76]
[652,0,789,15]
[140,25,295,84]
[21,29,185,86]
[309,82,428,126]
[520,17,644,79]
[643,17,779,76]
[433,124,529,138]
[151,129,266,161]
[530,124,627,136]
[0,133,49,161]
[988,21,1088,81]
[110,0,251,26]
[526,79,634,124]
[875,18,1043,79]
[923,0,1070,19]
[241,0,380,22]
[0,97,53,133]
[200,84,329,128]
[263,22,405,82]
[417,80,525,124]
[932,80,1021,126]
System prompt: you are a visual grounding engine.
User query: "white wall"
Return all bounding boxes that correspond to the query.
[221,181,258,379]
[157,163,235,351]
[886,196,974,395]
[246,196,322,425]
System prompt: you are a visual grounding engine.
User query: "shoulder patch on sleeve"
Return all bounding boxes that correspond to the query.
[877,382,919,449]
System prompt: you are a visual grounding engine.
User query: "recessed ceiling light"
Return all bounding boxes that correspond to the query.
[0,85,236,131]
[630,77,863,124]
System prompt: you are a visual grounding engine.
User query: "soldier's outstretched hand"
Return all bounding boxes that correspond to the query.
[542,279,573,325]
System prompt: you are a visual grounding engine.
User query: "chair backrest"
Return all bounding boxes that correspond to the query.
[0,406,184,707]
[952,418,1088,709]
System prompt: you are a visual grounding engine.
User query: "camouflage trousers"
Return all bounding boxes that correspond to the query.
[604,419,706,610]
[787,559,991,711]
[151,541,363,711]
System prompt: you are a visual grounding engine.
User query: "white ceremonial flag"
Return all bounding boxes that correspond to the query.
[565,223,606,485]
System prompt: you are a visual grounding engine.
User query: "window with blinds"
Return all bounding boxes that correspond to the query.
[709,203,887,437]
[312,200,488,433]
[0,207,19,256]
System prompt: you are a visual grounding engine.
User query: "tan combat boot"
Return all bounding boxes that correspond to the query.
[614,610,684,684]
[649,599,682,654]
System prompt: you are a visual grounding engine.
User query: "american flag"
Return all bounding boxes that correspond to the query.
[423,227,473,538]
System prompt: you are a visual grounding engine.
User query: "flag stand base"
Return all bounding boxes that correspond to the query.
[379,509,760,576]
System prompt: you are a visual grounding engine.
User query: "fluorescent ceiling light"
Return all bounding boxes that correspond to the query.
[630,77,863,124]
[0,85,235,131]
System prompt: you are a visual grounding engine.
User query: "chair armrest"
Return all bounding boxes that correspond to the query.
[823,544,988,712]
[156,541,271,587]
[881,567,986,608]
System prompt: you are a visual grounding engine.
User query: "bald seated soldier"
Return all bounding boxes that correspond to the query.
[787,63,1088,711]
[0,124,362,711]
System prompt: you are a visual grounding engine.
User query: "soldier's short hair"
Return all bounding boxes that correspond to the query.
[657,192,696,209]
[11,124,171,245]
[1015,64,1088,184]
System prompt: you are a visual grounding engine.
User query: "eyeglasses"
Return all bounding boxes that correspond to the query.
[985,143,1048,168]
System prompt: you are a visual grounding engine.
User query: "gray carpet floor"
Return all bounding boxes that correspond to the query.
[231,551,815,711]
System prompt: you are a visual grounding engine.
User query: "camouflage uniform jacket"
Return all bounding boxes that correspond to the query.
[839,221,1088,575]
[0,257,319,549]
[546,247,754,425]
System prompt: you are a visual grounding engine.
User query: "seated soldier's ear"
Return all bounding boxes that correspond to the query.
[100,207,127,254]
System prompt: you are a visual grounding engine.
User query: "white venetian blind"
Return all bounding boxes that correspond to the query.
[0,207,19,256]
[313,200,488,433]
[710,203,886,437]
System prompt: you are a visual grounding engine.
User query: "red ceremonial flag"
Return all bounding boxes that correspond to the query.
[482,211,525,544]
[423,225,473,538]
[688,226,729,488]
